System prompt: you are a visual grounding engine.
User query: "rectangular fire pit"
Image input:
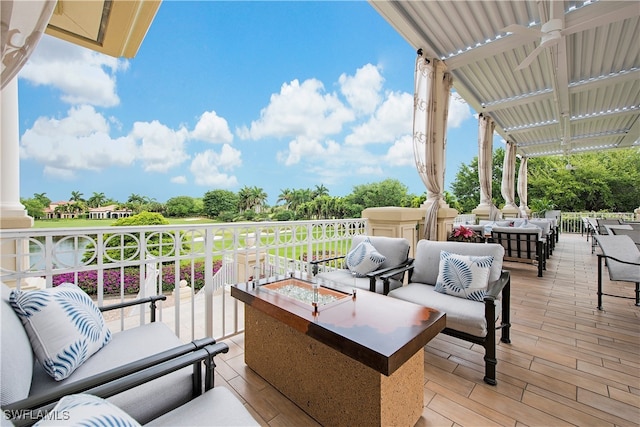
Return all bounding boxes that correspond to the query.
[231,277,445,426]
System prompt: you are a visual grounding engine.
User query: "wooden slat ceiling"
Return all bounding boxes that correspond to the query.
[370,0,640,158]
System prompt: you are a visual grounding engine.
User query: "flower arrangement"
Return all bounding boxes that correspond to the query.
[449,225,480,242]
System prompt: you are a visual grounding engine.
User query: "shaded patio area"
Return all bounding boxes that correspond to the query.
[213,232,639,426]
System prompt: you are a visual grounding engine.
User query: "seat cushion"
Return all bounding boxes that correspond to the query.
[388,283,501,338]
[29,322,193,425]
[146,387,260,426]
[9,283,111,381]
[1,283,34,406]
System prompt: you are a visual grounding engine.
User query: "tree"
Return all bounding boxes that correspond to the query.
[450,148,505,213]
[165,196,197,217]
[33,193,51,207]
[238,186,267,213]
[87,192,107,208]
[313,184,329,198]
[69,191,84,202]
[203,190,239,218]
[346,178,410,209]
[450,147,640,213]
[21,198,46,219]
[277,188,293,208]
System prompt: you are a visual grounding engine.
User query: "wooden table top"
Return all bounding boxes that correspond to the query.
[231,277,445,376]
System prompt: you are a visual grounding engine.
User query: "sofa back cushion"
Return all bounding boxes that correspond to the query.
[411,240,504,285]
[1,283,34,406]
[350,236,410,271]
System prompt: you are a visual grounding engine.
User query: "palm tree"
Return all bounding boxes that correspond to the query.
[88,192,107,208]
[70,191,84,202]
[313,184,329,199]
[277,188,293,209]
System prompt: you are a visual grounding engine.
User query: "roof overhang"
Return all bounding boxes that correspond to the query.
[370,0,640,158]
[45,0,161,59]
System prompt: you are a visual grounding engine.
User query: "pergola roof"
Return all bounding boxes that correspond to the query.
[370,0,640,158]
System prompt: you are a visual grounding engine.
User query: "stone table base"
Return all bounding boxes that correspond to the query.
[245,306,424,427]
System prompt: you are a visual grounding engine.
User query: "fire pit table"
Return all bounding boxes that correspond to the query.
[231,276,445,426]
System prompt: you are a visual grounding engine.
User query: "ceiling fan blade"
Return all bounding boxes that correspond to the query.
[515,45,544,71]
[502,24,544,39]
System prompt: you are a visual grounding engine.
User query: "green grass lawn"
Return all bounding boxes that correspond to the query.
[33,217,217,228]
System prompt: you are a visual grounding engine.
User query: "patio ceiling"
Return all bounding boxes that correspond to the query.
[370,0,640,158]
[45,0,161,59]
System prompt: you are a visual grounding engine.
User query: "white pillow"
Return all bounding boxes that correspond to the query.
[434,251,494,301]
[9,283,111,381]
[34,394,140,426]
[345,238,386,277]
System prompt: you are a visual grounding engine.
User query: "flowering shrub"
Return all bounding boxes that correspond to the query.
[53,260,223,296]
[449,225,480,242]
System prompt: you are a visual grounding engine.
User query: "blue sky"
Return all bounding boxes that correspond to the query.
[18,1,489,206]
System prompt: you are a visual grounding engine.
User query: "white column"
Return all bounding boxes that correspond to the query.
[1,78,32,228]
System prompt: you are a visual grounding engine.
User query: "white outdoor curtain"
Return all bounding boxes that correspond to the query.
[478,114,500,220]
[1,0,55,89]
[501,140,519,212]
[413,51,452,240]
[517,156,529,218]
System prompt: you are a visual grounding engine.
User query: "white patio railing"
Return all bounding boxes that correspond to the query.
[0,219,366,342]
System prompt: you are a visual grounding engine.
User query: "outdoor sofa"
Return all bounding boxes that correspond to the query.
[380,240,511,385]
[1,282,258,426]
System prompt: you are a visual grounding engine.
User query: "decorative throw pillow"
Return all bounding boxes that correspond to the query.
[34,394,141,426]
[9,283,112,381]
[345,238,386,277]
[434,251,494,301]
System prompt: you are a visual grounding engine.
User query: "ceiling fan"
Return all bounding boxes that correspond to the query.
[503,18,564,71]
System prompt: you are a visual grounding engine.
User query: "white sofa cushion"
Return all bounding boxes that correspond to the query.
[411,240,504,286]
[9,283,111,381]
[388,283,501,337]
[435,251,493,301]
[349,235,410,272]
[1,283,34,406]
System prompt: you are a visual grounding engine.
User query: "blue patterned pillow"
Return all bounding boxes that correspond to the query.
[9,283,111,381]
[434,251,494,301]
[34,394,140,426]
[345,238,386,277]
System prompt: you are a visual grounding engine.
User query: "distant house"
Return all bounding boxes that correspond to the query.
[88,204,132,219]
[44,201,76,219]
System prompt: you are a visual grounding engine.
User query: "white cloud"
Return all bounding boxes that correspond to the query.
[191,110,233,143]
[345,91,413,145]
[171,176,187,184]
[448,93,473,128]
[43,167,75,181]
[385,135,414,166]
[190,144,241,187]
[238,78,354,140]
[338,64,384,116]
[19,36,126,107]
[130,121,190,173]
[276,137,340,166]
[20,105,137,173]
[355,165,384,175]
